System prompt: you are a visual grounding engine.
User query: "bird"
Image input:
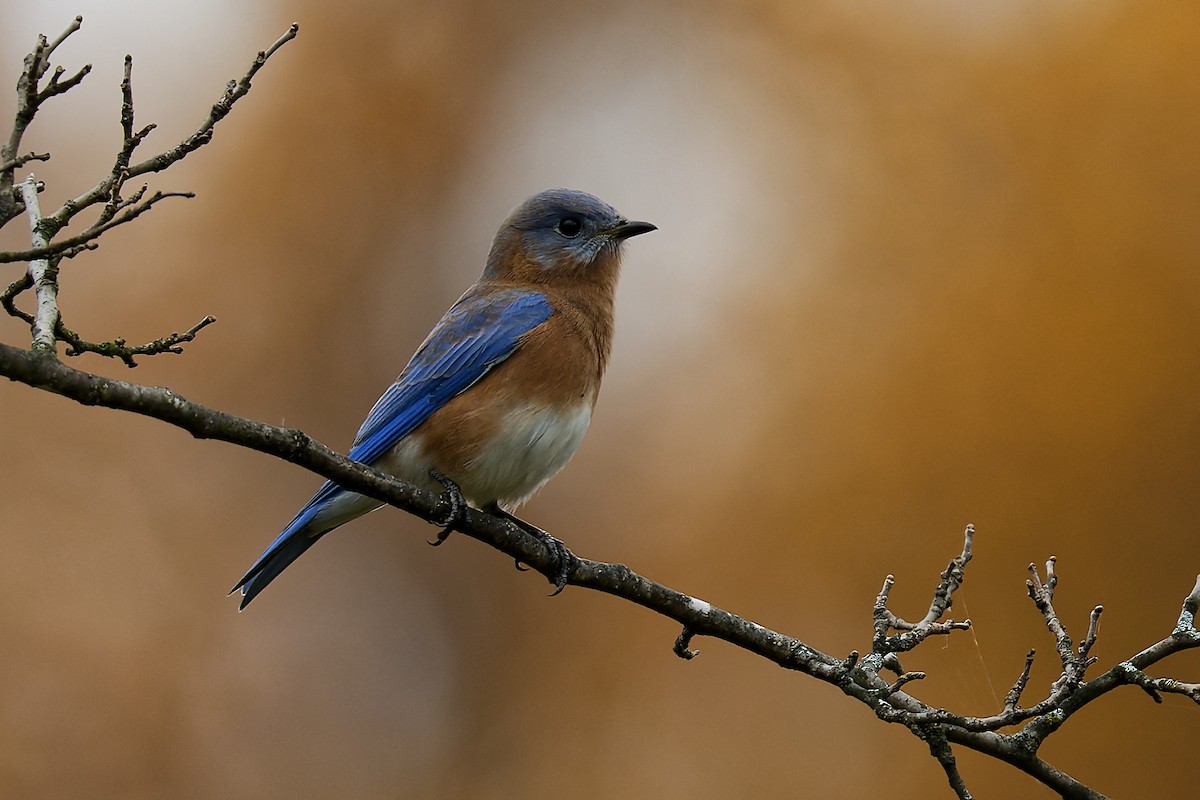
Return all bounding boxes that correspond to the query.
[232,188,655,609]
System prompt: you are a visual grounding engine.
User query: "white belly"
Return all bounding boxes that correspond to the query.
[465,402,593,508]
[381,403,593,509]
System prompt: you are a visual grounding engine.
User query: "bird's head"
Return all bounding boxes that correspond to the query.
[484,189,655,287]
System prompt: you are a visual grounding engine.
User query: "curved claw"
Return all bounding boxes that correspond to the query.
[545,535,579,597]
[513,558,530,572]
[483,503,577,595]
[428,469,466,543]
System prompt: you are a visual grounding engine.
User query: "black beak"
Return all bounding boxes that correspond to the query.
[610,219,657,240]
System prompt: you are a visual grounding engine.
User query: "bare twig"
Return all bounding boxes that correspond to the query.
[1113,661,1200,705]
[1027,557,1078,670]
[0,17,88,226]
[1,272,34,323]
[1,20,297,245]
[0,189,194,264]
[39,22,299,236]
[60,315,217,368]
[42,15,85,63]
[1173,574,1200,639]
[1078,605,1103,663]
[881,671,926,697]
[1003,649,1037,713]
[872,526,974,655]
[0,151,50,173]
[9,174,208,363]
[18,175,59,352]
[91,55,157,228]
[920,727,974,800]
[673,626,699,660]
[1,21,296,366]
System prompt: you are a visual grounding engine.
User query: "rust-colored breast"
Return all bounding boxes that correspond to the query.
[409,285,613,498]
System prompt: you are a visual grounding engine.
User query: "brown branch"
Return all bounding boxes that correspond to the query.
[673,626,700,660]
[39,22,299,236]
[6,16,85,151]
[0,188,195,263]
[872,526,974,655]
[920,727,973,800]
[0,16,87,226]
[0,151,50,173]
[2,262,214,366]
[120,22,299,177]
[1027,557,1079,670]
[1,272,34,323]
[92,55,156,229]
[0,20,295,367]
[4,343,1194,799]
[1003,650,1037,713]
[60,314,217,367]
[1112,661,1200,705]
[0,20,297,244]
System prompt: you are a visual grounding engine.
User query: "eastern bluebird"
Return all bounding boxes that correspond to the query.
[233,189,655,608]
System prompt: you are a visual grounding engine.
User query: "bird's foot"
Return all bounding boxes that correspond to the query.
[486,504,578,595]
[428,469,466,546]
[539,531,579,596]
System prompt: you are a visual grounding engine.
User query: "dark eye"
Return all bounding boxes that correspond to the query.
[555,216,583,238]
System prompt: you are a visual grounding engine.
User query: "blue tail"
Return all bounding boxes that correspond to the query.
[233,482,348,609]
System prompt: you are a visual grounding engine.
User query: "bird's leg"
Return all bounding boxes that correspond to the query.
[428,469,466,546]
[484,503,579,596]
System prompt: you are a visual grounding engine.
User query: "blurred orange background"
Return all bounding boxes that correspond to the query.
[1,1,1198,797]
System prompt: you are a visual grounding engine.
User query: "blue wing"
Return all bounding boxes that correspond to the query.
[233,288,554,607]
[348,289,553,465]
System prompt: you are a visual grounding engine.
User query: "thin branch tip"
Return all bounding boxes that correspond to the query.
[44,16,85,59]
[673,626,699,660]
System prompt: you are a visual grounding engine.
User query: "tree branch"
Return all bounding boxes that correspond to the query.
[38,22,299,237]
[3,341,1197,798]
[0,15,1195,800]
[58,314,218,367]
[0,16,87,226]
[0,187,195,264]
[0,151,50,173]
[18,176,59,353]
[0,20,296,365]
